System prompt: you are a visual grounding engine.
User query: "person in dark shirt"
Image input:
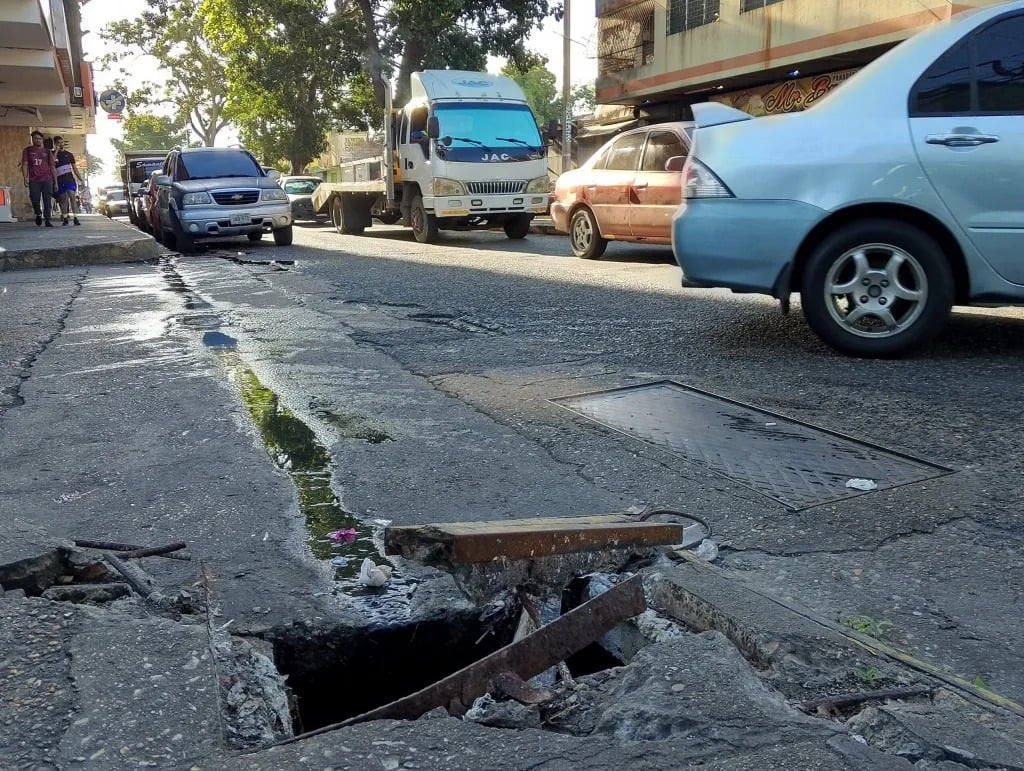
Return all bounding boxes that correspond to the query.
[18,130,57,226]
[53,136,84,225]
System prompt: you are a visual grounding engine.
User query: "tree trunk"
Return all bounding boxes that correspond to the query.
[348,0,387,108]
[395,36,425,105]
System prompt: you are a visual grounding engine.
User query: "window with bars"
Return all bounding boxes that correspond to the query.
[740,0,784,11]
[667,0,720,35]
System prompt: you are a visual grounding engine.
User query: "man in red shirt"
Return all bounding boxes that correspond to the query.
[18,130,57,226]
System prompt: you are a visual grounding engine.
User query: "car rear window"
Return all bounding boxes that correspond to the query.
[641,131,686,172]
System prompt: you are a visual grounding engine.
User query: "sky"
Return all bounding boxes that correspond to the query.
[80,1,598,188]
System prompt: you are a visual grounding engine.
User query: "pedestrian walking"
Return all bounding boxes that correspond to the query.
[53,136,84,225]
[18,130,57,226]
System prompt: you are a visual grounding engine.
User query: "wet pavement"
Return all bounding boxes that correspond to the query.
[2,224,1024,769]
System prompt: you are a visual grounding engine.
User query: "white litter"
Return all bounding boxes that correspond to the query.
[845,478,878,491]
[694,539,719,562]
[358,557,393,587]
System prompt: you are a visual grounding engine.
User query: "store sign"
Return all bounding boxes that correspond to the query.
[711,68,859,117]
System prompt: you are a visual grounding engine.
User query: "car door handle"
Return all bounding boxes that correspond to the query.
[632,181,648,189]
[925,133,999,147]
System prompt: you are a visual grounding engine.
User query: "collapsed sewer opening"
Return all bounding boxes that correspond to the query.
[263,608,520,733]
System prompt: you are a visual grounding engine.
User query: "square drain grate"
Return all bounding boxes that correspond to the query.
[553,381,951,510]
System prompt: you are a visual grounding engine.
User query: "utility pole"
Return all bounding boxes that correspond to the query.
[561,0,571,174]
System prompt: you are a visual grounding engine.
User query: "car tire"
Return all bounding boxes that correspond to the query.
[569,207,607,259]
[331,196,364,235]
[162,224,177,251]
[504,214,531,240]
[273,224,293,246]
[800,219,954,358]
[410,195,437,244]
[248,231,262,242]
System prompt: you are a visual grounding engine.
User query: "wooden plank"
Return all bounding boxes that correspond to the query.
[385,515,684,565]
[291,574,645,740]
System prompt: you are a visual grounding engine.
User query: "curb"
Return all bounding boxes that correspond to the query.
[0,236,159,272]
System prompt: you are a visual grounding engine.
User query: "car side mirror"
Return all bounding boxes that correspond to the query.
[155,174,171,186]
[665,155,686,172]
[427,116,440,140]
[265,169,281,180]
[547,119,560,141]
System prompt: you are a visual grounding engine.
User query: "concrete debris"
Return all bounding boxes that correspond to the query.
[40,582,131,604]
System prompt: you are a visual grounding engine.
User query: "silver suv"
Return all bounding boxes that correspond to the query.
[153,147,292,253]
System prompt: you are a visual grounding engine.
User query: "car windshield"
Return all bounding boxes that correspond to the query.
[180,151,261,179]
[433,102,543,162]
[107,190,125,201]
[283,180,319,195]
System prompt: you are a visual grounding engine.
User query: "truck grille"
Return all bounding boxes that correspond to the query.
[212,190,260,206]
[465,181,525,195]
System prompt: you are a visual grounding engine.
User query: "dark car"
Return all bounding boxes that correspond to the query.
[153,147,292,253]
[279,176,324,221]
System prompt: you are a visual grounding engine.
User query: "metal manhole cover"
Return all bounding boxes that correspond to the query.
[553,381,951,510]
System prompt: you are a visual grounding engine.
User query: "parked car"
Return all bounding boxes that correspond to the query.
[672,2,1024,357]
[278,175,324,221]
[144,170,163,242]
[152,147,292,253]
[551,122,693,259]
[101,188,130,218]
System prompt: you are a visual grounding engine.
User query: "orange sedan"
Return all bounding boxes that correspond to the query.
[551,121,693,259]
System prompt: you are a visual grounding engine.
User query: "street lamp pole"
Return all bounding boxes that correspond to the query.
[561,0,571,174]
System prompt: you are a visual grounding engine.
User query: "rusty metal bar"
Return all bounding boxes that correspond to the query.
[284,573,646,743]
[385,515,684,565]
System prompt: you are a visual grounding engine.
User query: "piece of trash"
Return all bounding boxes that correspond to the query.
[327,528,357,543]
[330,556,350,568]
[358,557,393,587]
[694,539,719,562]
[464,693,496,722]
[845,478,878,491]
[262,531,269,541]
[765,422,777,427]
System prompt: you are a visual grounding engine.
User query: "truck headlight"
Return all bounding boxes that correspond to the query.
[433,178,466,196]
[525,176,551,193]
[260,188,288,201]
[182,192,212,205]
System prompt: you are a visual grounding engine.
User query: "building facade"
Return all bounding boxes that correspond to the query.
[594,0,1001,122]
[0,0,93,220]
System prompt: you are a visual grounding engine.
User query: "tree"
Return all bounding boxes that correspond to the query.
[110,113,189,156]
[201,0,366,173]
[99,0,231,146]
[337,0,563,106]
[570,83,596,116]
[502,59,560,125]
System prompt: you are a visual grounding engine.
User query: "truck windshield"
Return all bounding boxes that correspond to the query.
[180,151,262,180]
[433,102,543,162]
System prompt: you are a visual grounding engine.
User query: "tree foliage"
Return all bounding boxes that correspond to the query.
[501,59,560,125]
[110,113,189,156]
[201,0,366,173]
[570,83,596,116]
[337,0,563,106]
[99,0,230,146]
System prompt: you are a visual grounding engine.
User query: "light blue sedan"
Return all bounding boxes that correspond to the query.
[672,1,1024,357]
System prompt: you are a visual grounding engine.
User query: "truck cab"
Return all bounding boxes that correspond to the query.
[395,71,553,242]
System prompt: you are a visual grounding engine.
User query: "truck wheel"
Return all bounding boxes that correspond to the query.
[273,225,294,246]
[410,195,437,243]
[569,207,607,259]
[504,214,531,240]
[172,212,194,254]
[800,219,953,357]
[331,196,364,235]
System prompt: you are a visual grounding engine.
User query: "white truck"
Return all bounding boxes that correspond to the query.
[311,70,556,243]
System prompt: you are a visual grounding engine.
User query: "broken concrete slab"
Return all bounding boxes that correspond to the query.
[385,514,685,565]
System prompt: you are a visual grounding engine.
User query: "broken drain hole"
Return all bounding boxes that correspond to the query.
[263,609,519,733]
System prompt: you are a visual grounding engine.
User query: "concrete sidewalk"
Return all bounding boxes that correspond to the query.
[0,214,158,271]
